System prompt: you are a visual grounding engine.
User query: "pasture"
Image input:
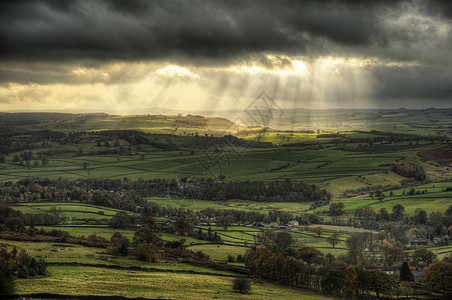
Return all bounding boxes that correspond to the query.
[16,265,334,300]
[186,244,247,261]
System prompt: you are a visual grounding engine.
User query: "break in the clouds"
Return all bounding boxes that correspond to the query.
[0,0,451,112]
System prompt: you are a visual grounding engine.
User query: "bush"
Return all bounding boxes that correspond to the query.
[232,277,251,294]
[0,261,15,295]
[136,243,159,262]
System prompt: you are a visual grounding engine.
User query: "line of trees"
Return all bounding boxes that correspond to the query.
[245,229,452,298]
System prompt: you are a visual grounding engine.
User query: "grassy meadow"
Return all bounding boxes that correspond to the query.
[16,265,333,300]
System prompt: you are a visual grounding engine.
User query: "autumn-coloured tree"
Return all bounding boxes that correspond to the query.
[344,266,358,297]
[384,246,405,266]
[313,226,323,237]
[424,261,452,298]
[329,202,345,215]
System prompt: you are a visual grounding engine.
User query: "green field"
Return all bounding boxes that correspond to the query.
[0,239,237,276]
[187,244,247,261]
[0,132,433,186]
[316,183,452,215]
[368,193,452,215]
[16,266,333,300]
[148,197,314,214]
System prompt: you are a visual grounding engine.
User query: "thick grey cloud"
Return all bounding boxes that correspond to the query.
[2,0,449,63]
[1,0,452,107]
[372,66,452,100]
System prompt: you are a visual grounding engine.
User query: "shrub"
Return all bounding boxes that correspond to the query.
[232,277,251,294]
[0,261,15,295]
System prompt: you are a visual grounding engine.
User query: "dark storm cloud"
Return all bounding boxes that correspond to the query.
[1,0,452,106]
[372,66,452,100]
[0,0,426,62]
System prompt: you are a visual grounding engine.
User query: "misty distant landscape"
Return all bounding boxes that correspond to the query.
[1,1,452,299]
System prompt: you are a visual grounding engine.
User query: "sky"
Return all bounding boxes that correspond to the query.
[1,0,452,114]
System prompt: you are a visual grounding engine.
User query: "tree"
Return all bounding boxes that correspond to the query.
[0,261,15,295]
[413,208,428,224]
[329,202,345,216]
[107,232,129,256]
[391,204,405,221]
[296,246,324,265]
[424,261,452,298]
[321,267,345,296]
[313,226,323,237]
[400,261,414,281]
[446,205,452,216]
[136,242,159,262]
[344,266,358,297]
[274,231,296,252]
[412,248,437,265]
[327,232,341,248]
[346,233,367,265]
[281,256,302,285]
[132,228,163,247]
[377,208,390,221]
[365,269,396,299]
[360,206,376,219]
[173,218,192,235]
[257,230,295,253]
[429,211,443,226]
[216,215,234,230]
[375,190,383,198]
[4,217,25,232]
[232,277,251,294]
[41,155,48,167]
[109,212,133,229]
[384,246,405,266]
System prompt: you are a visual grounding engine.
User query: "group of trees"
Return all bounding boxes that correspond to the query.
[245,229,452,298]
[0,245,47,294]
[244,242,403,298]
[0,207,60,231]
[353,204,452,249]
[329,202,345,216]
[0,177,330,219]
[131,177,331,203]
[391,163,426,181]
